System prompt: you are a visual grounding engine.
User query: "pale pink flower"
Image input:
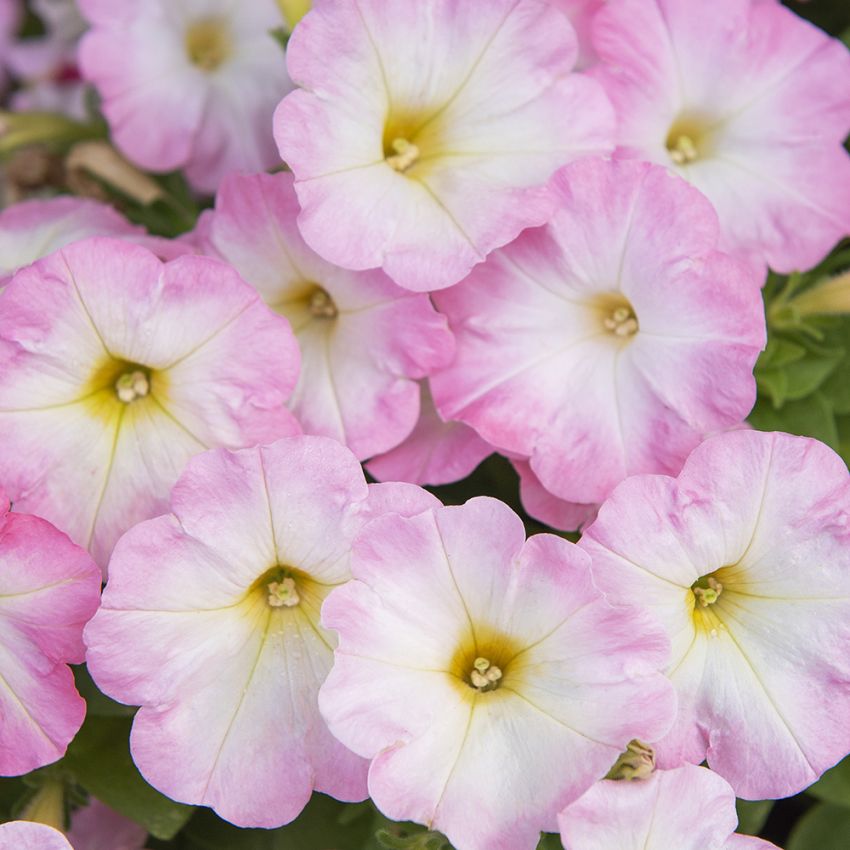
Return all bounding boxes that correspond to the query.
[67,799,147,850]
[559,764,779,850]
[580,429,850,799]
[0,237,300,572]
[85,435,438,828]
[77,0,292,193]
[0,822,72,850]
[431,158,765,508]
[194,171,454,460]
[319,497,676,850]
[512,459,596,532]
[0,489,101,775]
[274,0,615,291]
[549,0,605,69]
[366,381,492,486]
[591,0,850,276]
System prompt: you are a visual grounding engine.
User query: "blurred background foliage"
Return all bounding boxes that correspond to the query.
[2,1,850,849]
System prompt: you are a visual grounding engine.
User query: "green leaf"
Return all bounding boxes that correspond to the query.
[61,715,194,840]
[749,392,839,450]
[536,834,563,850]
[787,803,850,850]
[185,794,376,850]
[808,757,850,808]
[736,799,773,835]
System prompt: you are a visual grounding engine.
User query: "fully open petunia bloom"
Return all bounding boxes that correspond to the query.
[591,0,850,277]
[195,171,454,460]
[319,497,676,850]
[0,488,101,776]
[274,0,615,291]
[0,822,73,850]
[85,435,438,828]
[0,237,300,572]
[366,381,492,486]
[431,158,765,513]
[558,764,779,850]
[580,429,850,799]
[77,0,292,193]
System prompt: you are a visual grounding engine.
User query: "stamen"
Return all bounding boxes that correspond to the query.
[267,576,300,608]
[115,370,150,403]
[693,576,723,607]
[668,133,699,166]
[469,657,502,691]
[386,138,420,173]
[185,18,231,72]
[308,287,338,319]
[603,305,639,337]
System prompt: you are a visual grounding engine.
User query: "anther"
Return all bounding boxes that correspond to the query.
[469,657,502,691]
[115,370,150,403]
[693,576,723,608]
[267,577,300,608]
[669,134,699,165]
[386,138,420,173]
[603,306,639,337]
[308,287,338,319]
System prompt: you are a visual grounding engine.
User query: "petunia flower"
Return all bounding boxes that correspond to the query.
[591,0,850,277]
[84,435,439,828]
[366,380,493,486]
[194,171,454,460]
[319,496,676,850]
[67,798,148,850]
[0,237,300,572]
[0,197,179,287]
[77,0,292,193]
[579,428,850,799]
[549,0,605,69]
[274,0,615,292]
[0,487,101,776]
[0,0,22,91]
[0,822,73,850]
[512,459,596,533]
[558,763,779,850]
[431,158,765,511]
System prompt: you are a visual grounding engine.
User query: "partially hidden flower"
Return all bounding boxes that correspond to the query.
[319,496,676,850]
[431,158,765,514]
[591,0,850,277]
[0,487,101,775]
[84,435,439,828]
[579,428,850,799]
[366,381,492,487]
[77,0,292,193]
[0,822,72,850]
[512,459,596,533]
[0,237,300,572]
[558,764,779,850]
[194,171,454,460]
[549,0,605,69]
[67,798,148,850]
[274,0,615,291]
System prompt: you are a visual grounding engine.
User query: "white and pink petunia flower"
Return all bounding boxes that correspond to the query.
[0,488,101,776]
[0,237,300,572]
[0,822,73,850]
[67,798,148,850]
[591,0,850,277]
[319,496,676,850]
[549,0,605,69]
[0,197,180,287]
[512,459,596,533]
[366,381,492,486]
[431,158,765,513]
[558,764,780,850]
[85,435,439,829]
[580,428,850,799]
[194,171,454,460]
[274,0,615,292]
[77,0,292,193]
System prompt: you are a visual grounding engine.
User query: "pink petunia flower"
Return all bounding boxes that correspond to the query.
[591,0,850,277]
[0,197,180,287]
[366,381,493,486]
[194,171,454,460]
[0,237,300,573]
[512,459,596,532]
[0,488,101,776]
[84,435,438,828]
[0,822,73,850]
[319,496,676,850]
[579,429,850,799]
[77,0,292,194]
[558,764,779,850]
[67,799,148,850]
[274,0,615,292]
[431,158,765,511]
[548,0,605,69]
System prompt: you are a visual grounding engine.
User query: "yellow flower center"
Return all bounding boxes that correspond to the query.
[589,292,640,340]
[308,286,338,319]
[115,369,150,404]
[185,18,232,72]
[665,114,715,166]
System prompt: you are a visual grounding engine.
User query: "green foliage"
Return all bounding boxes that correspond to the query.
[787,803,850,850]
[807,756,850,808]
[736,799,774,835]
[61,714,194,840]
